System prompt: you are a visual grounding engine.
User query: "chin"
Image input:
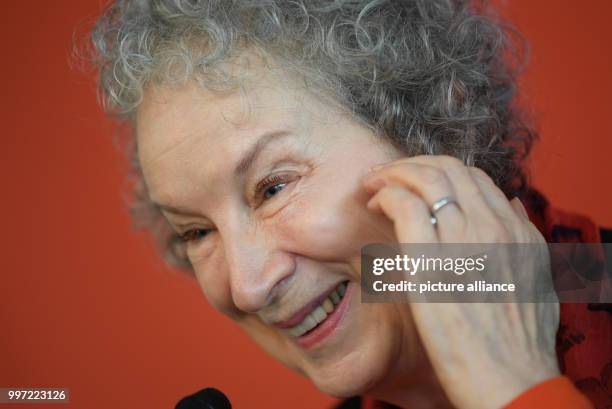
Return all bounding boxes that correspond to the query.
[299,303,402,399]
[247,281,406,400]
[308,347,396,399]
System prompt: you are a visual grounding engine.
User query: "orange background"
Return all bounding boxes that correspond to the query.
[1,1,610,408]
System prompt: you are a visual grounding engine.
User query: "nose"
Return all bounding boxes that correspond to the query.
[224,227,296,313]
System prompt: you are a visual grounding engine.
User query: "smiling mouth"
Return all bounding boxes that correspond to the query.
[284,281,348,338]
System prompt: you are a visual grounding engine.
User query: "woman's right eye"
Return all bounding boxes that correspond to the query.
[179,229,210,243]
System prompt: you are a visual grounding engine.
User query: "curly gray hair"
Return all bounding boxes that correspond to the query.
[90,0,537,270]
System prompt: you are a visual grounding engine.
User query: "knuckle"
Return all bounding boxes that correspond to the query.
[468,166,491,181]
[417,166,447,186]
[382,187,427,215]
[452,163,475,182]
[379,186,409,206]
[439,155,465,166]
[396,191,425,212]
[437,155,464,168]
[377,186,397,202]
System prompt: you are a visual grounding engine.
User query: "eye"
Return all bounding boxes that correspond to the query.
[263,182,286,199]
[179,228,211,243]
[255,174,290,202]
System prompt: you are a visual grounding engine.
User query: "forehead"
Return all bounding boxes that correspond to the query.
[134,58,340,203]
[136,72,298,163]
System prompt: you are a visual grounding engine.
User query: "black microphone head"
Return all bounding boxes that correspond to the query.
[175,387,232,409]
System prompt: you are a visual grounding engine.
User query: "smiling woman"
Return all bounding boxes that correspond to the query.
[135,66,409,394]
[88,1,610,408]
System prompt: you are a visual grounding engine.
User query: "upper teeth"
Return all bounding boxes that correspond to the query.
[287,282,347,337]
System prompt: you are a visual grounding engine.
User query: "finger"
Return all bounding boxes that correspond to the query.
[367,184,438,243]
[404,155,497,220]
[510,197,529,220]
[510,197,545,243]
[467,167,522,224]
[363,162,466,239]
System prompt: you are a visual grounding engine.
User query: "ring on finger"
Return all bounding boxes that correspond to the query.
[429,196,460,226]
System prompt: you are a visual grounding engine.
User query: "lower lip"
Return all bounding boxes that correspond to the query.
[294,281,353,350]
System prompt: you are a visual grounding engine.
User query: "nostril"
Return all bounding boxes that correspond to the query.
[264,273,295,306]
[254,251,296,305]
[225,244,296,313]
[229,276,270,313]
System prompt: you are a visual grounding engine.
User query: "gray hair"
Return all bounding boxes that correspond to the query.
[90,0,537,270]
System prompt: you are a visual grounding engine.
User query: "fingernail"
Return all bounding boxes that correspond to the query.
[512,197,529,219]
[369,163,385,172]
[366,195,379,211]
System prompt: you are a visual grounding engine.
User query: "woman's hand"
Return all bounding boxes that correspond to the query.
[362,155,561,409]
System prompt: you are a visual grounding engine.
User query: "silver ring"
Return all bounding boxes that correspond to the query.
[429,196,459,226]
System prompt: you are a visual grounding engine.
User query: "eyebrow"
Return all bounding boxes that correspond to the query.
[154,203,203,217]
[153,129,294,216]
[234,129,293,176]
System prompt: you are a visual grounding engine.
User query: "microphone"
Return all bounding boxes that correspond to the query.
[175,388,232,409]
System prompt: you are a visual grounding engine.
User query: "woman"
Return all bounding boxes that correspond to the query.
[89,0,611,408]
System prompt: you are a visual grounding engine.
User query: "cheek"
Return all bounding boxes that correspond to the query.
[277,180,396,263]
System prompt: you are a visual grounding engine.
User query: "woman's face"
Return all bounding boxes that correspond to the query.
[136,62,423,397]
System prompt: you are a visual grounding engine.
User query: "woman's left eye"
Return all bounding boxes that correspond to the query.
[255,174,291,203]
[263,182,286,199]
